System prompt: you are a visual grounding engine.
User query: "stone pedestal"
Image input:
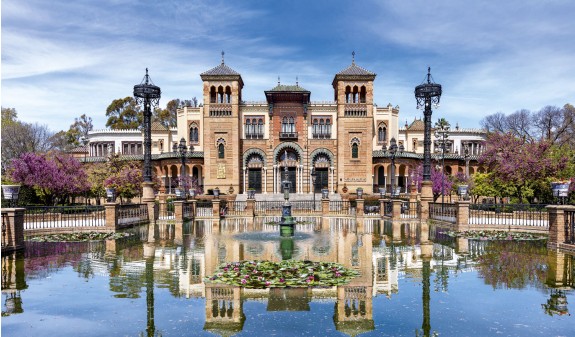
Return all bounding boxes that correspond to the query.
[420,181,433,221]
[174,201,184,224]
[455,201,470,232]
[392,200,403,220]
[0,208,25,252]
[104,203,118,230]
[356,199,364,217]
[212,199,221,218]
[322,199,330,216]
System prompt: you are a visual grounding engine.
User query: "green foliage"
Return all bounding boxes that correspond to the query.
[105,97,142,129]
[206,260,360,288]
[29,231,132,242]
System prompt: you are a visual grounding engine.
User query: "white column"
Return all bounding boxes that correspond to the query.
[330,166,334,194]
[273,165,277,194]
[309,166,313,194]
[243,167,246,193]
[263,167,267,194]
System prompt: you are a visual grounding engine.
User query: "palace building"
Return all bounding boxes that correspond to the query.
[83,57,487,196]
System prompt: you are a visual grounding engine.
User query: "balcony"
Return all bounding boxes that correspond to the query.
[279,132,298,140]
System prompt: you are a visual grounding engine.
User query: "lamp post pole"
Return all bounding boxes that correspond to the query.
[415,68,442,182]
[382,137,404,198]
[173,137,188,199]
[434,121,450,205]
[80,136,89,204]
[463,143,470,179]
[311,168,317,210]
[134,69,161,203]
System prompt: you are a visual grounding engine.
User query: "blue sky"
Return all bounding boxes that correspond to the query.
[2,0,574,132]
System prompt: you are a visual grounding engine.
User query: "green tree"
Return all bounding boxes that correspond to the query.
[65,114,93,147]
[105,97,142,129]
[153,98,196,128]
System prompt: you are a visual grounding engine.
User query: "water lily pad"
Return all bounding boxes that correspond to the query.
[205,260,360,289]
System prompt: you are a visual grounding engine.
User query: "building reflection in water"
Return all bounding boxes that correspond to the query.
[5,217,574,336]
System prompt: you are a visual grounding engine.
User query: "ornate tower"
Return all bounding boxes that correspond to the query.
[200,53,244,193]
[333,53,376,193]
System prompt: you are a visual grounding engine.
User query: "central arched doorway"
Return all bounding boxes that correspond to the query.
[279,150,298,193]
[246,153,264,193]
[312,154,330,192]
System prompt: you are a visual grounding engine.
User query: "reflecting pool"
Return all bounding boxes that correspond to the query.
[2,218,574,336]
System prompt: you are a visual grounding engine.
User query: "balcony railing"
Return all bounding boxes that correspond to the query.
[279,131,298,139]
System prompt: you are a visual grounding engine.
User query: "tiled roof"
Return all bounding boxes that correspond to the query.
[336,62,375,76]
[267,84,309,92]
[373,151,481,161]
[69,145,88,153]
[151,121,169,131]
[407,119,425,131]
[201,62,240,76]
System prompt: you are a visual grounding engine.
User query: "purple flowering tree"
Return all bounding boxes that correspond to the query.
[479,132,568,202]
[8,152,90,205]
[104,161,143,202]
[407,163,452,201]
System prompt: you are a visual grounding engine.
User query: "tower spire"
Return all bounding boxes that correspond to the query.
[221,51,225,64]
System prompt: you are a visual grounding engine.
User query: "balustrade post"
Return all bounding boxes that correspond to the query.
[356,199,364,217]
[174,201,184,223]
[1,208,25,252]
[322,199,330,216]
[191,200,197,218]
[147,202,158,222]
[546,205,575,249]
[392,200,402,220]
[212,199,221,218]
[379,199,385,217]
[246,199,256,217]
[456,201,470,231]
[420,181,433,221]
[105,203,119,230]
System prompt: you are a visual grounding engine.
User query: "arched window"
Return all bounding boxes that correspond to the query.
[225,86,232,103]
[189,124,199,143]
[350,137,360,159]
[345,86,352,103]
[245,119,251,137]
[282,117,288,133]
[288,117,295,133]
[378,124,387,143]
[353,86,359,103]
[217,138,226,159]
[360,86,367,103]
[258,119,264,138]
[218,143,225,158]
[210,86,217,103]
[217,86,224,103]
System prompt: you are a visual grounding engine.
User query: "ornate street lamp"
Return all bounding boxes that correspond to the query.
[382,137,404,198]
[434,121,450,205]
[134,69,161,202]
[310,167,317,210]
[415,67,442,182]
[173,137,188,199]
[463,143,470,179]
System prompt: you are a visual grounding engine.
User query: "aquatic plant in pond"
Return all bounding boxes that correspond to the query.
[444,230,546,241]
[28,231,133,242]
[206,260,360,288]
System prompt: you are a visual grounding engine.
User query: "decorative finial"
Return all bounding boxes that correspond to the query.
[221,51,225,64]
[145,68,149,84]
[427,66,431,84]
[296,76,299,87]
[278,76,280,85]
[352,51,355,64]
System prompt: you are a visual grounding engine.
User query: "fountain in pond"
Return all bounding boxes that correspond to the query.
[280,152,296,237]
